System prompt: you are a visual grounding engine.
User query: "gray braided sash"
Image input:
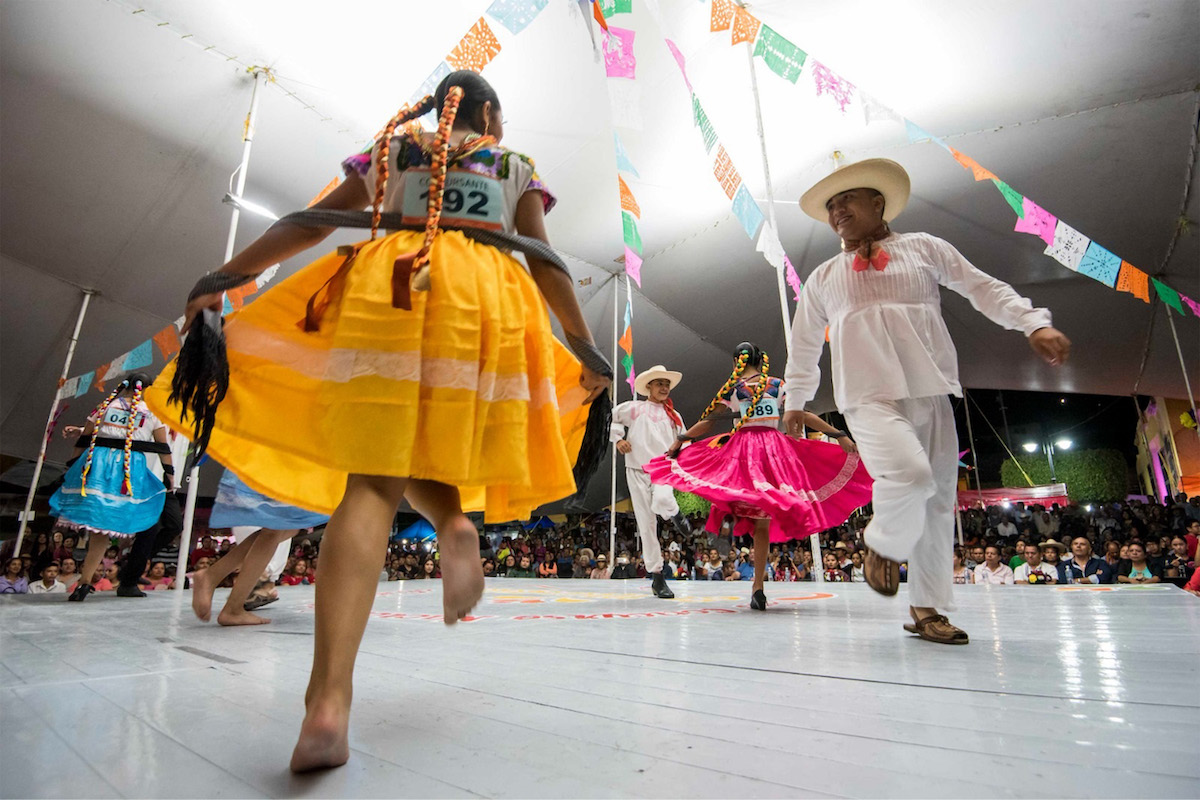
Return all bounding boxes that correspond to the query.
[188,210,572,301]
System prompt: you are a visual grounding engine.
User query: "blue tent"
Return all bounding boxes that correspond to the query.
[522,516,556,531]
[392,518,436,542]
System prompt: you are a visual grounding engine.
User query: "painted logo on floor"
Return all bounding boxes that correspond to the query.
[351,586,835,623]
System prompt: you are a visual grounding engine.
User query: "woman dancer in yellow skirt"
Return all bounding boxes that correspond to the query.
[146,71,610,771]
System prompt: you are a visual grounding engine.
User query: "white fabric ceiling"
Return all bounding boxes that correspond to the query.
[2,0,1198,487]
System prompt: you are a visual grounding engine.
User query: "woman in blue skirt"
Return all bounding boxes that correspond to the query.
[51,374,173,601]
[191,468,330,625]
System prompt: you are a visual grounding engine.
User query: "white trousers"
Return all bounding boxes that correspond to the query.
[627,467,678,575]
[232,525,291,582]
[843,395,958,611]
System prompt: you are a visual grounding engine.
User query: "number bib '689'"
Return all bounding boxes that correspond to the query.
[401,169,504,231]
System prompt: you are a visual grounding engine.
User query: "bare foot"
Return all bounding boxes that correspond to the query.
[191,568,216,622]
[217,608,272,626]
[290,700,350,773]
[438,516,484,625]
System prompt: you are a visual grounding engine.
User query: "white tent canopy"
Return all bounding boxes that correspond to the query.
[3,0,1198,493]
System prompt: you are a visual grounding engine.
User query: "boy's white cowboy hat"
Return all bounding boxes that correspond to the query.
[799,158,911,223]
[635,365,682,397]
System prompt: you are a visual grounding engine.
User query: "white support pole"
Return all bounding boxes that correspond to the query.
[609,273,620,566]
[1164,309,1200,450]
[743,37,791,343]
[177,68,266,587]
[742,30,820,581]
[15,290,95,555]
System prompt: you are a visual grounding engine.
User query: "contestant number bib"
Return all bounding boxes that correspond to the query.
[743,395,779,422]
[401,169,504,231]
[101,407,145,430]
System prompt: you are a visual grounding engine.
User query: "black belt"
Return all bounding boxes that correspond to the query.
[73,435,170,454]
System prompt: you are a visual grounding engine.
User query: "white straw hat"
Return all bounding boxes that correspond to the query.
[634,365,682,397]
[799,158,911,223]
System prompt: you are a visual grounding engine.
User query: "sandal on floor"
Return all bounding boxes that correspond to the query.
[243,595,279,612]
[904,614,969,645]
[864,549,901,597]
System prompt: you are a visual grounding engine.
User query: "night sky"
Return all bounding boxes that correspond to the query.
[823,390,1143,489]
[951,390,1141,487]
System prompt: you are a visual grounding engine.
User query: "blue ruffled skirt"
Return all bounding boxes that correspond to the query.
[209,469,330,530]
[50,448,166,535]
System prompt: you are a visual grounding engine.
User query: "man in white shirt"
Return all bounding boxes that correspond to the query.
[973,545,1015,585]
[782,158,1070,645]
[611,365,689,599]
[1013,544,1057,584]
[996,518,1018,539]
[29,563,66,594]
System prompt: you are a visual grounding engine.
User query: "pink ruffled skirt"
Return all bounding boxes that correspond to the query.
[644,426,873,543]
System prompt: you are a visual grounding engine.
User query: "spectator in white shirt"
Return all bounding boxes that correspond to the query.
[29,562,66,594]
[972,546,1015,585]
[996,519,1018,539]
[1013,544,1058,584]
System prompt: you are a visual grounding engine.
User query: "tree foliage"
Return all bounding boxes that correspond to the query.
[674,489,712,517]
[1000,448,1130,502]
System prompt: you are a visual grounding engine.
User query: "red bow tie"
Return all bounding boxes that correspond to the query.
[852,247,890,272]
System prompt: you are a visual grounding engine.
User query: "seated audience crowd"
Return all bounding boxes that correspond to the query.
[3,494,1198,597]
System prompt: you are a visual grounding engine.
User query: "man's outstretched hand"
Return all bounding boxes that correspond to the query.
[1029,327,1071,367]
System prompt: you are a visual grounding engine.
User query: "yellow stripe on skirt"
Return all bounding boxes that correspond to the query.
[146,229,592,522]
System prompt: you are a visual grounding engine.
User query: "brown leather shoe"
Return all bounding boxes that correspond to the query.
[864,548,900,597]
[904,614,969,645]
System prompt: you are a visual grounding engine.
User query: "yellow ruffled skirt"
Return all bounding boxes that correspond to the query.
[146,229,591,522]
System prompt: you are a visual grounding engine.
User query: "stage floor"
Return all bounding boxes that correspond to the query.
[2,578,1197,799]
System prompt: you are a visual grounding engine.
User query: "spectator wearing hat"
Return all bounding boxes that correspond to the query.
[735,547,755,581]
[1059,536,1113,584]
[783,158,1071,645]
[1039,540,1066,575]
[590,554,612,580]
[611,364,690,599]
[834,541,853,578]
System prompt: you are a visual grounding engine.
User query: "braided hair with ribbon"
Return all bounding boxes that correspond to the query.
[701,343,771,448]
[78,382,126,498]
[118,377,147,495]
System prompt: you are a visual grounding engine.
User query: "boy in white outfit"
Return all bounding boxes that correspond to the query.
[611,365,691,599]
[782,158,1071,644]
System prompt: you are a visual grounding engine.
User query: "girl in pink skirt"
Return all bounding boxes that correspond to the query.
[646,343,872,610]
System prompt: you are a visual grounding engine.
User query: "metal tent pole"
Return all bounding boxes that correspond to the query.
[177,68,266,587]
[740,24,820,583]
[610,273,621,567]
[14,290,94,555]
[1164,309,1200,450]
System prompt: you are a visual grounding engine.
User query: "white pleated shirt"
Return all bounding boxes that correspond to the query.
[610,400,684,471]
[784,232,1052,411]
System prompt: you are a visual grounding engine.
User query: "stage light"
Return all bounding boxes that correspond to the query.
[222,192,279,220]
[1085,504,1094,512]
[1022,442,1039,453]
[1001,500,1011,508]
[1056,439,1073,450]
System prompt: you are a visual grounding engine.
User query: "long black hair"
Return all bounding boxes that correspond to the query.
[435,70,500,132]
